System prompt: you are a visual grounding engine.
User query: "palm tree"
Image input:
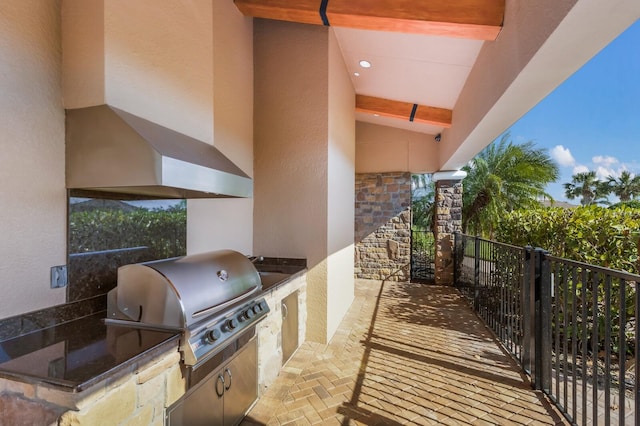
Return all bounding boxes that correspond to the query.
[563,171,610,205]
[462,134,559,236]
[411,174,430,192]
[411,174,434,231]
[607,170,640,202]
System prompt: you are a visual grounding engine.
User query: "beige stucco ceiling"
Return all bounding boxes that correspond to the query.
[335,27,482,135]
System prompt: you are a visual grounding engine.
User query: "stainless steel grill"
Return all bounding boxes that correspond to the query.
[106,249,270,367]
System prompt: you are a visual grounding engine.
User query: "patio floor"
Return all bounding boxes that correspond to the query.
[242,279,570,425]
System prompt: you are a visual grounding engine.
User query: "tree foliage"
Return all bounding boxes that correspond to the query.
[461,134,559,236]
[411,174,434,231]
[563,170,640,205]
[607,170,640,202]
[563,171,611,205]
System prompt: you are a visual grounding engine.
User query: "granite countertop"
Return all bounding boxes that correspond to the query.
[254,257,306,291]
[0,257,305,394]
[0,312,179,392]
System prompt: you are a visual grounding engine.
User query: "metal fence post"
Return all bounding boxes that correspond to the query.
[453,232,459,286]
[522,247,533,378]
[533,248,552,392]
[636,278,640,421]
[474,236,481,312]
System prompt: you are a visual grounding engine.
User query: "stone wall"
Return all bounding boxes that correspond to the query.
[355,172,411,281]
[434,179,463,285]
[0,342,184,426]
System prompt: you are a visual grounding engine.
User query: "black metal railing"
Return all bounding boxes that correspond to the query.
[546,254,639,425]
[454,233,640,425]
[411,230,435,282]
[453,234,526,364]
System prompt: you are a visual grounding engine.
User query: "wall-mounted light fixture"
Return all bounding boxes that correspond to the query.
[434,133,441,142]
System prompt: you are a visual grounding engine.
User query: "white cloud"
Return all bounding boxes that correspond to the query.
[573,165,589,174]
[597,164,633,181]
[592,155,619,167]
[595,166,616,181]
[550,145,575,167]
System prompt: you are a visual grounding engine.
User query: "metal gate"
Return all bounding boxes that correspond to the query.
[410,230,435,282]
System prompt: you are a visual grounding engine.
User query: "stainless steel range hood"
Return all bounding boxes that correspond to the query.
[65,105,252,199]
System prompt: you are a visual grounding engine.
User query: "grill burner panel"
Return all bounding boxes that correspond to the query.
[185,297,269,366]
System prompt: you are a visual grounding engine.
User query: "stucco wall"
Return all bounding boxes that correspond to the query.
[62,0,254,255]
[326,29,355,340]
[253,20,329,262]
[187,0,254,255]
[0,0,67,318]
[254,20,330,343]
[356,121,439,174]
[61,0,104,108]
[254,20,355,343]
[103,0,214,143]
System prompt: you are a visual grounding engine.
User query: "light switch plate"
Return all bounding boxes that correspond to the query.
[51,265,67,288]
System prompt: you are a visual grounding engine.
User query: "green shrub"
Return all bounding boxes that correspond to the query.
[69,207,186,260]
[609,199,640,210]
[496,205,640,357]
[496,205,640,273]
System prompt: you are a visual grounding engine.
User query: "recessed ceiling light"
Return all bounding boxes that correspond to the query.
[373,114,379,117]
[359,60,372,68]
[354,72,360,77]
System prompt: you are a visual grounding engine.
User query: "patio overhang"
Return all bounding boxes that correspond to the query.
[440,0,640,171]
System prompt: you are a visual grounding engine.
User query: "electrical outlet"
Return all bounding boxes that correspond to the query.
[51,265,67,289]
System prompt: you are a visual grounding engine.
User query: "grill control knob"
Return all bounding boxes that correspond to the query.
[205,329,221,344]
[225,318,238,331]
[238,308,255,323]
[254,301,266,313]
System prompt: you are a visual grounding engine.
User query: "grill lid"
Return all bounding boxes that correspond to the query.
[109,250,261,329]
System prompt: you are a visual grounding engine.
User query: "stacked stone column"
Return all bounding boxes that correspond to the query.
[433,172,465,285]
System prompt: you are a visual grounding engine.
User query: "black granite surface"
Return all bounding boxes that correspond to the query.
[0,312,179,392]
[67,247,155,302]
[254,258,306,291]
[0,256,305,392]
[252,257,306,274]
[0,297,106,343]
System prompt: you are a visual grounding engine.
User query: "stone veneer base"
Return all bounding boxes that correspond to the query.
[0,272,308,425]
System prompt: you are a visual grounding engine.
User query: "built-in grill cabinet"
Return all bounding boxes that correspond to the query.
[106,249,269,426]
[166,329,257,426]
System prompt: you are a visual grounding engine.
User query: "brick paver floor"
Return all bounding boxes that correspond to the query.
[242,280,570,425]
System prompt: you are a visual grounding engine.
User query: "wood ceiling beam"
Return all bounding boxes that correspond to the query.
[356,95,452,128]
[234,0,504,40]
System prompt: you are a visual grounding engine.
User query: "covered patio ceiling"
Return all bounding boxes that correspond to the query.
[235,0,640,171]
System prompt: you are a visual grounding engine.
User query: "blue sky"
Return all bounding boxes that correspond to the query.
[506,19,640,203]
